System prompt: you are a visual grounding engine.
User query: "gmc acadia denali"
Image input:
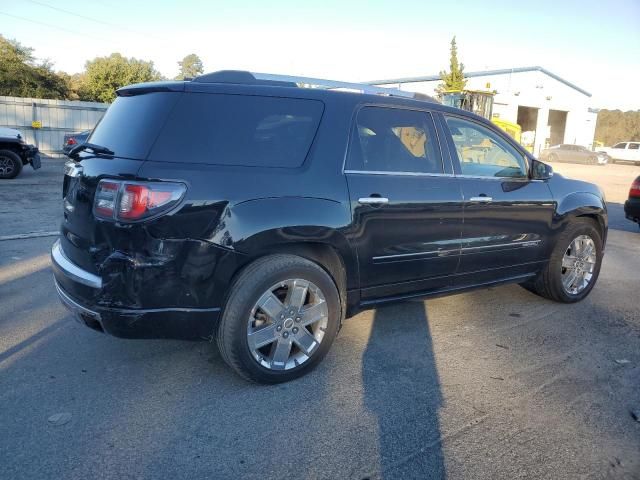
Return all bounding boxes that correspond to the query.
[52,71,607,383]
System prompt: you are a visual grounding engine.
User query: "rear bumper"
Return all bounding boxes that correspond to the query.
[51,240,220,340]
[624,198,640,223]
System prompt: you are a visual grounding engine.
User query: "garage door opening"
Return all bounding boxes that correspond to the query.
[517,106,538,152]
[548,110,568,147]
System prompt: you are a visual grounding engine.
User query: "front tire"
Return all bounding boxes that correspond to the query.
[523,218,603,303]
[0,150,23,179]
[217,254,342,383]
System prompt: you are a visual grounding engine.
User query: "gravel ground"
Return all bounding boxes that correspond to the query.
[0,158,638,479]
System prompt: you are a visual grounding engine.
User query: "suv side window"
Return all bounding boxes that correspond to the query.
[629,143,639,150]
[445,116,527,178]
[613,142,627,149]
[347,107,443,174]
[150,93,324,167]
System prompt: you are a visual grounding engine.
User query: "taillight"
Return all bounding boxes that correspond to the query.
[66,137,77,146]
[94,180,186,222]
[94,181,119,217]
[630,179,640,198]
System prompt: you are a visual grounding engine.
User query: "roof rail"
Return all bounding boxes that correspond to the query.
[193,70,436,102]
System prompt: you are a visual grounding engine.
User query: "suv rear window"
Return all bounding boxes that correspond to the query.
[149,93,324,167]
[88,92,181,160]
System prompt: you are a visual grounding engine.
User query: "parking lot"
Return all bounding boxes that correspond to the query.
[1,159,639,479]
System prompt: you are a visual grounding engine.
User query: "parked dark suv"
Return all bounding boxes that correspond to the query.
[52,71,608,383]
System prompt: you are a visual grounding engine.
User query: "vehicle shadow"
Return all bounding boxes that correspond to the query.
[362,302,445,479]
[606,201,637,233]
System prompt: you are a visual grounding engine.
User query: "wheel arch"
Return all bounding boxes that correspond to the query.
[555,192,607,244]
[211,196,358,295]
[0,142,23,155]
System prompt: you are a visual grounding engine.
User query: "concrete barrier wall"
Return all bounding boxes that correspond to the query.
[0,96,108,156]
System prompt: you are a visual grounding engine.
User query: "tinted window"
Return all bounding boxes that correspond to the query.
[629,143,639,150]
[150,93,324,167]
[347,107,442,174]
[613,143,626,149]
[89,92,180,159]
[445,116,527,178]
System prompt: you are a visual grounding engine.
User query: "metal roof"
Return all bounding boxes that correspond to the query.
[364,66,592,97]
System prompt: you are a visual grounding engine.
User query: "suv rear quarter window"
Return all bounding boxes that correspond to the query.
[88,92,181,160]
[149,93,324,167]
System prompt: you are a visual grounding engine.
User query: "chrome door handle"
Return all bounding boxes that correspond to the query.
[358,197,389,205]
[469,196,493,202]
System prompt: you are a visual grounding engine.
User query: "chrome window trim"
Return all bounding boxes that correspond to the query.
[455,174,529,181]
[344,169,454,178]
[51,239,103,289]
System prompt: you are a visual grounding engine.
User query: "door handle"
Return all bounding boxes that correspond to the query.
[358,196,389,205]
[469,196,493,203]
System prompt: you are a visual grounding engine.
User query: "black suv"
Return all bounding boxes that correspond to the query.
[0,127,41,179]
[52,71,607,383]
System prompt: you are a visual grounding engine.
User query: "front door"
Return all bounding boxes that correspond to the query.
[441,114,556,285]
[344,106,463,300]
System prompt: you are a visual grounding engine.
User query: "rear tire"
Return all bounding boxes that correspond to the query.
[522,218,603,303]
[0,150,23,179]
[216,254,342,384]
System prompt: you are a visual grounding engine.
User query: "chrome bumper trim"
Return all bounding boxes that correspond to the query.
[54,279,101,321]
[51,239,103,289]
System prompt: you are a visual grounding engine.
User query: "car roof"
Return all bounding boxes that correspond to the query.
[116,70,491,123]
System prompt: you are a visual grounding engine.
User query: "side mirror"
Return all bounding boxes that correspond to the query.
[531,159,553,180]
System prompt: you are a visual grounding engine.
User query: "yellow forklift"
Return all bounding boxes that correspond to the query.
[440,90,522,143]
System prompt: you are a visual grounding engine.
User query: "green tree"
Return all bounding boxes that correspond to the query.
[176,54,204,80]
[0,35,69,99]
[438,36,467,92]
[595,109,640,146]
[80,53,163,103]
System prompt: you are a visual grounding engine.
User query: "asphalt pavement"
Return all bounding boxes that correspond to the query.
[0,159,639,479]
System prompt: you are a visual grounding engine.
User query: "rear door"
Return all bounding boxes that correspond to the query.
[441,114,555,284]
[344,106,463,300]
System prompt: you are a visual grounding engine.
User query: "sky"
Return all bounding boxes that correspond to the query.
[0,0,639,109]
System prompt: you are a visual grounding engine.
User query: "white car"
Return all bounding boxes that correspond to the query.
[599,142,640,166]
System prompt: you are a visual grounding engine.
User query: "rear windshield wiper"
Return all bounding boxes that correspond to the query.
[68,142,114,159]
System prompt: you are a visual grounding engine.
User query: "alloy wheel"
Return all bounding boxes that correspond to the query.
[0,156,15,176]
[247,278,329,370]
[561,234,596,295]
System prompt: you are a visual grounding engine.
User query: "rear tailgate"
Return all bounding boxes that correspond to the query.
[60,90,182,275]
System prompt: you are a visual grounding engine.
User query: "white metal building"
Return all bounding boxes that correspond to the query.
[366,66,597,155]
